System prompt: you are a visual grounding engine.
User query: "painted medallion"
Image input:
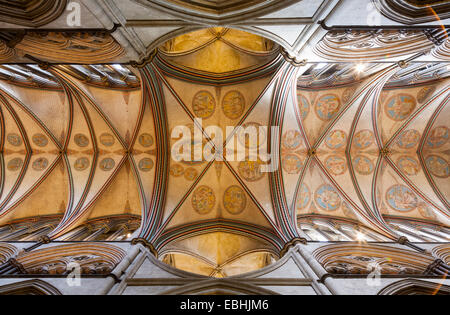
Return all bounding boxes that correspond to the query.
[74,134,89,147]
[315,184,341,211]
[139,133,154,148]
[353,129,374,149]
[315,94,340,121]
[353,155,374,175]
[100,133,115,147]
[74,157,90,171]
[170,164,185,177]
[99,158,115,171]
[184,167,198,181]
[238,159,264,182]
[282,154,303,174]
[139,158,154,172]
[7,133,22,147]
[296,184,310,210]
[222,91,245,120]
[385,185,418,212]
[325,155,347,176]
[325,130,347,150]
[385,94,416,121]
[282,130,302,150]
[192,91,215,119]
[297,93,310,120]
[397,129,420,149]
[223,185,247,215]
[417,86,436,104]
[192,185,215,215]
[32,133,48,147]
[397,156,420,176]
[32,157,48,171]
[427,126,448,149]
[425,155,449,178]
[7,158,23,171]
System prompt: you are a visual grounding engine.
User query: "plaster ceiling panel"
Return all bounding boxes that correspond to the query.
[160,82,211,220]
[254,25,306,47]
[160,28,278,73]
[0,94,60,215]
[377,159,449,226]
[85,159,142,221]
[0,83,68,145]
[82,85,142,146]
[260,0,326,19]
[0,160,67,224]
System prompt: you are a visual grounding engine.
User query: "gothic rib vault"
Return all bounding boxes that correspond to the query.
[0,0,448,293]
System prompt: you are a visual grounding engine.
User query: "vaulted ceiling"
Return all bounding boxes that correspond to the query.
[0,0,448,277]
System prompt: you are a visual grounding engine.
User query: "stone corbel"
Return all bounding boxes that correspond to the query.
[131,238,158,258]
[280,237,308,257]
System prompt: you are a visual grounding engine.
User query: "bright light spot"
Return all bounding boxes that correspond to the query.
[355,64,366,73]
[127,233,132,238]
[356,232,366,241]
[315,63,328,70]
[112,64,127,72]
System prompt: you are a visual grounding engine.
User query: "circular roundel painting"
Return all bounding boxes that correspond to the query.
[425,155,449,178]
[139,158,154,172]
[385,94,416,121]
[427,126,448,149]
[297,93,310,120]
[325,155,347,176]
[184,167,198,181]
[74,157,90,171]
[7,158,23,172]
[325,130,347,150]
[379,91,389,104]
[342,201,357,219]
[237,122,266,149]
[397,156,420,176]
[170,164,184,177]
[238,159,264,182]
[385,185,418,212]
[32,157,48,171]
[192,90,216,119]
[99,158,115,171]
[315,94,340,121]
[296,184,310,210]
[342,87,356,104]
[74,134,89,147]
[100,133,115,147]
[192,185,216,215]
[282,130,302,150]
[397,129,421,149]
[223,185,247,215]
[417,86,436,104]
[139,133,154,148]
[7,133,22,147]
[315,184,341,211]
[32,133,48,147]
[282,154,303,174]
[418,204,436,220]
[222,90,245,120]
[352,155,374,175]
[353,129,374,149]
